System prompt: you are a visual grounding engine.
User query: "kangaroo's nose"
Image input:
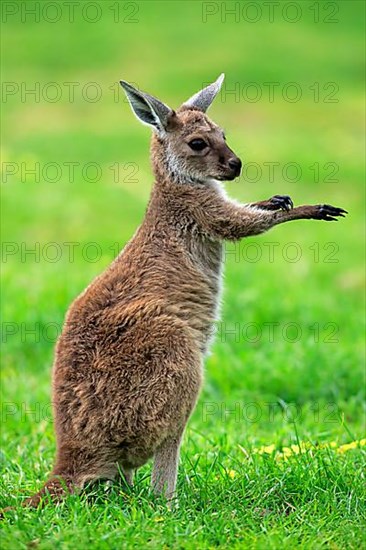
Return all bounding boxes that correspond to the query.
[228,157,242,174]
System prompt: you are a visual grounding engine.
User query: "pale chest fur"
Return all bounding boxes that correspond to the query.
[183,230,224,354]
[185,180,228,334]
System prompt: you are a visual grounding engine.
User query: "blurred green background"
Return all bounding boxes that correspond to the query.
[1,1,365,548]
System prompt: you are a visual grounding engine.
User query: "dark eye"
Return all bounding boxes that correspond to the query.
[188,138,207,151]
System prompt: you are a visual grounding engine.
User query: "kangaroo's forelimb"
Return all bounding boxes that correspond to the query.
[189,191,347,240]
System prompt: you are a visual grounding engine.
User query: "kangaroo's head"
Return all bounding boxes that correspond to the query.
[120,74,242,185]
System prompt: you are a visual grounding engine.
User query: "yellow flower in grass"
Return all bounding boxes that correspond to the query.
[256,444,276,455]
[214,469,237,480]
[337,439,365,453]
[248,438,365,462]
[337,441,357,453]
[281,447,293,457]
[289,442,309,454]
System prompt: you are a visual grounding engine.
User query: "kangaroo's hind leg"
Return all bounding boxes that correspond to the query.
[151,433,182,500]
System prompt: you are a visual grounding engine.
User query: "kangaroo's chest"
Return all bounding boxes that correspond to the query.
[190,234,223,296]
[184,233,224,352]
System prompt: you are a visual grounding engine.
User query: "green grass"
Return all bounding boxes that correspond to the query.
[1,1,365,548]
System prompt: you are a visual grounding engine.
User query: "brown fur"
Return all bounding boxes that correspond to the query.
[11,77,346,510]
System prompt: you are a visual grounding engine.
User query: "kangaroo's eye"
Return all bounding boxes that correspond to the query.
[188,139,207,151]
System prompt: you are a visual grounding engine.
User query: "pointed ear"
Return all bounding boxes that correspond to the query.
[120,80,174,133]
[182,73,224,112]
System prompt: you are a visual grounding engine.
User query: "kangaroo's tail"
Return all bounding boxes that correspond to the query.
[1,475,75,518]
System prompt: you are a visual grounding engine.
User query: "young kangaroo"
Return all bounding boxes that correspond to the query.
[18,74,347,510]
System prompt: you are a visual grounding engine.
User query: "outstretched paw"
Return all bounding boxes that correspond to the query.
[269,195,294,211]
[316,204,348,221]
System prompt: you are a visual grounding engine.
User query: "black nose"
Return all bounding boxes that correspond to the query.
[228,157,242,174]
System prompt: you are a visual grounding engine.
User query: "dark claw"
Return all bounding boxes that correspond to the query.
[318,204,348,221]
[270,195,294,211]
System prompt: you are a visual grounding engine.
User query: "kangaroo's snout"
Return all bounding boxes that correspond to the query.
[217,146,242,181]
[227,156,242,179]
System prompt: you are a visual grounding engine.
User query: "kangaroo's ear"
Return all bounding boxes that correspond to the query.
[182,73,224,112]
[120,80,174,133]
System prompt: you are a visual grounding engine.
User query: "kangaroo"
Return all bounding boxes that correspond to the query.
[13,74,347,510]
